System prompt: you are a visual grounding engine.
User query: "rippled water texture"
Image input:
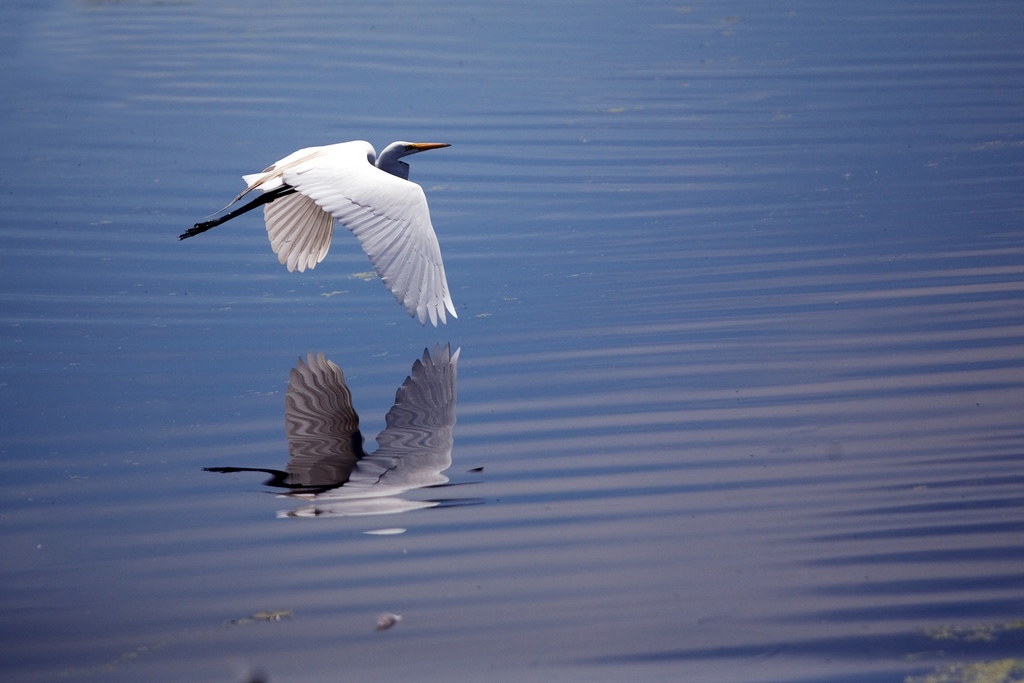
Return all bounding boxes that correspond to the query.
[1,1,1023,682]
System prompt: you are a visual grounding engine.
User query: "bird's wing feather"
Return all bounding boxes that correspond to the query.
[264,191,335,273]
[281,148,456,326]
[240,145,328,198]
[284,353,365,487]
[346,344,460,490]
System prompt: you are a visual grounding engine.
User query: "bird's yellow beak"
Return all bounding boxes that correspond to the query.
[408,142,451,151]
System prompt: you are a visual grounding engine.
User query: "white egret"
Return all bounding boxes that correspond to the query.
[181,141,456,326]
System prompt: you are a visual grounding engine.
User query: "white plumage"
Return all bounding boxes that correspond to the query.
[183,140,456,326]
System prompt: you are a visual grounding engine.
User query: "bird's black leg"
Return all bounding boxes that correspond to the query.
[204,465,341,493]
[180,186,296,240]
[204,466,291,488]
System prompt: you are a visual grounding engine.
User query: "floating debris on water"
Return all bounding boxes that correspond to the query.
[230,610,293,625]
[348,271,377,282]
[252,610,292,621]
[905,658,1024,683]
[376,613,402,631]
[924,620,1024,643]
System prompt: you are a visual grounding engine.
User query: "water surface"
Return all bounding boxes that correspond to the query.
[1,1,1023,682]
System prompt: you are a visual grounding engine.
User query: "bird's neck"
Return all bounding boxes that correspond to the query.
[377,158,410,180]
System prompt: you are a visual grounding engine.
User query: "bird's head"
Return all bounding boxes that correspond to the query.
[376,141,450,180]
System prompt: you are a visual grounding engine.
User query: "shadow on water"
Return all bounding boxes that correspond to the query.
[205,344,482,517]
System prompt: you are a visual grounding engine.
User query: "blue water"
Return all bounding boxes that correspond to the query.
[1,1,1023,682]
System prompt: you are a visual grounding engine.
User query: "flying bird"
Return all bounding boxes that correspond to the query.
[181,140,456,326]
[206,345,465,517]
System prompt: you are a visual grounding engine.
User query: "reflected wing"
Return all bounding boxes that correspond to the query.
[284,353,365,487]
[281,144,456,326]
[347,344,460,489]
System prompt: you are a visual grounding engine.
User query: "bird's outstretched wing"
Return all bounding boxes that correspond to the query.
[264,191,335,273]
[276,143,456,326]
[283,352,366,488]
[346,344,460,491]
[246,143,344,274]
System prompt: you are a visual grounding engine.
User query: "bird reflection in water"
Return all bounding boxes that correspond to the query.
[206,344,478,517]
